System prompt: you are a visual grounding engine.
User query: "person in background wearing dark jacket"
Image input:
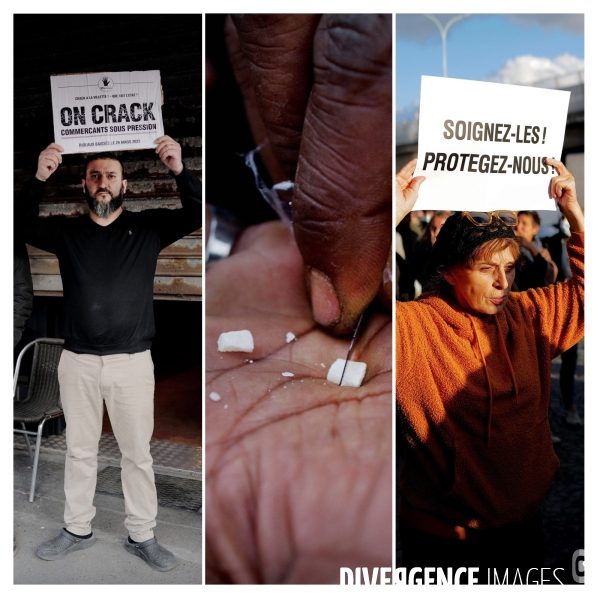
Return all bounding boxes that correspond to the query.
[542,216,583,427]
[15,137,202,571]
[14,233,34,557]
[14,239,33,347]
[513,210,558,291]
[513,210,563,442]
[411,210,451,290]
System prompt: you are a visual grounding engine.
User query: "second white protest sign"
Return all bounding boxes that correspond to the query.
[412,76,570,211]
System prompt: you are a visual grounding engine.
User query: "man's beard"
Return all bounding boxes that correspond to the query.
[85,188,124,218]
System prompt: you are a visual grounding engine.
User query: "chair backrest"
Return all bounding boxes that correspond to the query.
[25,339,64,411]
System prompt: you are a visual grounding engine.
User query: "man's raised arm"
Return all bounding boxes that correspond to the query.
[15,144,65,249]
[154,135,202,248]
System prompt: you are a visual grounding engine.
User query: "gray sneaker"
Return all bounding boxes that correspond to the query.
[124,537,177,571]
[36,529,96,561]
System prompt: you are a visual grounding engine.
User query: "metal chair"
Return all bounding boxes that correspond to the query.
[14,338,64,502]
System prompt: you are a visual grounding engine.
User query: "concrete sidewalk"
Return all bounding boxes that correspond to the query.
[14,451,202,584]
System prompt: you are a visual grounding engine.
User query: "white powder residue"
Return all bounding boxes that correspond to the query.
[282,372,294,377]
[209,392,221,401]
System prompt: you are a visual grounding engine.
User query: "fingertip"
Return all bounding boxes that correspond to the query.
[307,268,341,328]
[304,266,377,336]
[412,176,425,190]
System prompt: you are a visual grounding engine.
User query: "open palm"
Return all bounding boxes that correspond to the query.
[205,222,392,583]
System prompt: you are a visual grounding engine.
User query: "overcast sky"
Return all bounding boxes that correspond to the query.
[396,13,584,120]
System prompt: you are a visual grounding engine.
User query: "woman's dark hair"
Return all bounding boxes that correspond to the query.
[424,212,519,294]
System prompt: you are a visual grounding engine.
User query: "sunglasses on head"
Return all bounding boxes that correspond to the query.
[462,211,518,227]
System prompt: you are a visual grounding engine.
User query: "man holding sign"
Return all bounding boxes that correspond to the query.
[15,136,202,572]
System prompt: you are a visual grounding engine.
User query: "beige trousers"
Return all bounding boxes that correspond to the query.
[58,349,157,542]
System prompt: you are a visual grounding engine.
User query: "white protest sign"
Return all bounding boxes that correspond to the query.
[413,76,570,211]
[50,71,164,154]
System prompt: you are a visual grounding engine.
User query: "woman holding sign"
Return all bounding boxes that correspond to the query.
[395,158,584,580]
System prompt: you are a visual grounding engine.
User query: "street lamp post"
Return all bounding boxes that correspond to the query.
[423,14,470,77]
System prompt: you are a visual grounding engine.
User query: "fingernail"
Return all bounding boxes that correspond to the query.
[307,268,341,327]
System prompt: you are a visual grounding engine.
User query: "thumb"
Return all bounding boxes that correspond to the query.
[292,14,392,336]
[401,176,425,209]
[408,176,426,196]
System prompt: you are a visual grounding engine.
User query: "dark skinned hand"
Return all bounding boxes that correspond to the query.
[226,14,393,335]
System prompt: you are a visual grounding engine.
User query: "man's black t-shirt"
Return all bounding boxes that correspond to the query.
[16,168,202,355]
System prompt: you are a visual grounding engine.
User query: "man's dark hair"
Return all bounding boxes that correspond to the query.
[517,210,541,227]
[83,153,125,178]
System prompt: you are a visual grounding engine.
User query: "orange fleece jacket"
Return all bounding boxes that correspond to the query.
[396,232,584,529]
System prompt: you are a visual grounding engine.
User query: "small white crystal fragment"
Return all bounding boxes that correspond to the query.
[209,392,221,401]
[273,180,294,191]
[282,372,294,377]
[327,359,367,388]
[320,363,326,368]
[286,332,296,343]
[218,330,254,352]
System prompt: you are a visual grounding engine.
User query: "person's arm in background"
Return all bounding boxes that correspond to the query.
[539,245,559,285]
